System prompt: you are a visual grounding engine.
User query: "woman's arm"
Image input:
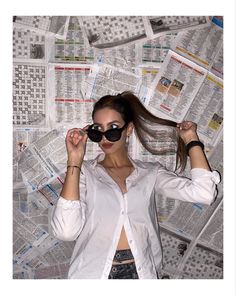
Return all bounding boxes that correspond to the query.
[177,121,210,170]
[60,127,88,200]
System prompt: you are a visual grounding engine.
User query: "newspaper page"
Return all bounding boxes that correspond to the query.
[137,33,178,66]
[198,201,223,253]
[179,244,223,279]
[13,63,47,127]
[136,66,160,104]
[49,16,95,64]
[18,128,68,193]
[184,73,223,147]
[81,63,142,100]
[13,26,47,62]
[148,16,210,38]
[146,50,207,122]
[79,16,152,49]
[13,16,70,39]
[158,228,191,279]
[47,63,94,126]
[171,16,223,77]
[95,43,138,72]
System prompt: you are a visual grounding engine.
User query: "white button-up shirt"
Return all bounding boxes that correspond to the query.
[50,154,220,279]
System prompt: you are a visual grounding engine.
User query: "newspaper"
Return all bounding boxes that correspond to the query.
[148,16,210,38]
[198,201,223,252]
[13,16,70,39]
[137,66,160,104]
[81,63,142,100]
[138,33,178,66]
[171,16,223,78]
[79,16,151,49]
[184,73,223,147]
[18,128,68,193]
[13,26,47,62]
[179,244,223,279]
[79,16,210,49]
[50,16,95,63]
[13,63,47,127]
[95,43,138,72]
[146,50,207,122]
[48,63,94,126]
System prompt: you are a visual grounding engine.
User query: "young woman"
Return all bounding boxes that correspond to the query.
[51,91,220,279]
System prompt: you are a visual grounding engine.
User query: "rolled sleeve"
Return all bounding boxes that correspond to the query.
[51,197,86,241]
[155,165,221,205]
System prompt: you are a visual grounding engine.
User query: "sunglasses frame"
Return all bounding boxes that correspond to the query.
[87,123,128,143]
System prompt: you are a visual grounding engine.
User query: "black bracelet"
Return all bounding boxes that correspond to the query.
[186,140,204,156]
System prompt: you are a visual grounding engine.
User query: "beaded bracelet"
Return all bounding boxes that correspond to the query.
[186,140,204,156]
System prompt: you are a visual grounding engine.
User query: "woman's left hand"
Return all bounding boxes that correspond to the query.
[176,121,199,144]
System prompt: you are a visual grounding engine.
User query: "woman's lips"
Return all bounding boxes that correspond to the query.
[102,143,114,149]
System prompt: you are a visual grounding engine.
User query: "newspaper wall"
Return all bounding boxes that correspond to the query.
[12,15,223,279]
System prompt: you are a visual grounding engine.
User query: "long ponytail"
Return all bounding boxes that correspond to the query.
[92,91,187,171]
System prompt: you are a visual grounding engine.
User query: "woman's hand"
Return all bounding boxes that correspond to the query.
[176,121,199,144]
[65,126,89,164]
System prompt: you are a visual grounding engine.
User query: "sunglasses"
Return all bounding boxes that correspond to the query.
[87,123,128,143]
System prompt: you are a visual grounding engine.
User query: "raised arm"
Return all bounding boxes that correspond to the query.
[61,127,88,200]
[177,121,210,170]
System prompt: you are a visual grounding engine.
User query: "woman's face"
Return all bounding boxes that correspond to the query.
[92,107,133,154]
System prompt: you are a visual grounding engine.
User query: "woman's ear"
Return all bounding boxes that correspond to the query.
[127,122,134,137]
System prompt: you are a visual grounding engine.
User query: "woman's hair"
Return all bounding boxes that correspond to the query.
[92,91,187,171]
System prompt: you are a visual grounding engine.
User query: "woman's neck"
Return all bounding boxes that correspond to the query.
[101,149,132,168]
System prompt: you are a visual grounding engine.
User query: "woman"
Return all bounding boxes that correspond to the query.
[51,91,220,279]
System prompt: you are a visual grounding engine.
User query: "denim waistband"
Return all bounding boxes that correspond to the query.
[113,249,134,263]
[108,261,139,279]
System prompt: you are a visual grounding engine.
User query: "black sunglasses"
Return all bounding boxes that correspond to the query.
[87,123,128,143]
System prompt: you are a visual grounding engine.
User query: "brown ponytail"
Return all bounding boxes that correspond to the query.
[92,91,187,172]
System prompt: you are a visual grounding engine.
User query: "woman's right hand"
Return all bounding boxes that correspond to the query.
[65,126,89,165]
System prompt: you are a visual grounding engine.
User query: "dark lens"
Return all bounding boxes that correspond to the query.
[105,129,122,142]
[87,129,102,142]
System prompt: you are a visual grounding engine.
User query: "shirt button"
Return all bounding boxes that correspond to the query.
[138,267,141,271]
[121,211,124,214]
[129,240,133,243]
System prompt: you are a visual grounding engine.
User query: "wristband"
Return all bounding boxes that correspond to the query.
[186,140,204,156]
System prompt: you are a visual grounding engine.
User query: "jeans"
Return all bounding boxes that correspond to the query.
[108,249,139,279]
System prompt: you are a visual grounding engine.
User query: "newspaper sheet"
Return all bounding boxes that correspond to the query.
[159,228,191,278]
[146,50,207,122]
[13,26,47,62]
[13,63,47,127]
[180,244,223,279]
[79,16,151,49]
[184,73,223,147]
[171,16,223,78]
[138,33,178,66]
[50,16,95,63]
[81,63,142,100]
[18,128,68,193]
[13,16,70,39]
[198,202,223,252]
[137,66,160,104]
[148,16,210,38]
[95,43,138,72]
[47,63,94,127]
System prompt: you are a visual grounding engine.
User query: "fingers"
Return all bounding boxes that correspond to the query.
[66,128,86,143]
[177,121,196,130]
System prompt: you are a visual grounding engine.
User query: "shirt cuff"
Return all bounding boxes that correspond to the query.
[191,168,221,184]
[56,196,83,209]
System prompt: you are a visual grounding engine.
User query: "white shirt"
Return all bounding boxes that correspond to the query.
[50,153,220,279]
